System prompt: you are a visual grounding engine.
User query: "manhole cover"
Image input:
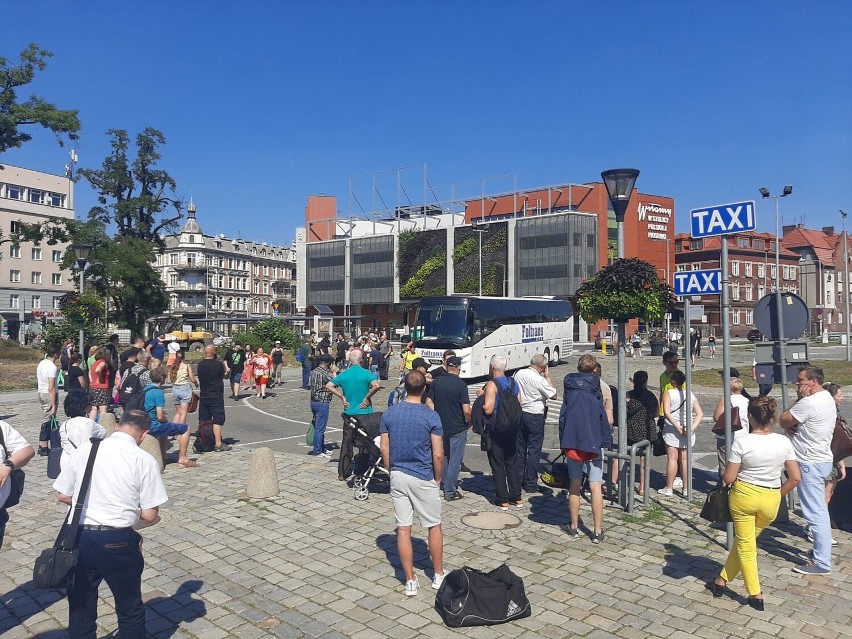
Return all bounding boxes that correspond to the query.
[461,511,522,530]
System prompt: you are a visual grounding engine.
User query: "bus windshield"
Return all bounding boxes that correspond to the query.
[411,300,471,346]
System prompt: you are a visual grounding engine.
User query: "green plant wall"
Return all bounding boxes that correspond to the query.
[398,229,448,300]
[453,222,508,296]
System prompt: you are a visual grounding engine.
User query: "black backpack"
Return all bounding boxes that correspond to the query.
[493,378,523,436]
[118,371,142,408]
[123,385,155,420]
[194,419,215,453]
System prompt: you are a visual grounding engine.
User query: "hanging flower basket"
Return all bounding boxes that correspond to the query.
[576,258,676,323]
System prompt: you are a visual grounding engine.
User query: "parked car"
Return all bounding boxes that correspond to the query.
[213,335,233,348]
[746,329,764,342]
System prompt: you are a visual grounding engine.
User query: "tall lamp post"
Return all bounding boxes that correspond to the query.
[841,210,851,361]
[601,168,640,510]
[71,243,92,357]
[758,185,792,412]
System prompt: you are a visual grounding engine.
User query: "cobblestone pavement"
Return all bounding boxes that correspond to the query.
[0,368,850,639]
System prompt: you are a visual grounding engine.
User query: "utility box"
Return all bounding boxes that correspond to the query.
[754,340,809,385]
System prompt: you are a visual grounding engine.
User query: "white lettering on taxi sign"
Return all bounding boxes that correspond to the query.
[673,269,723,296]
[690,201,756,238]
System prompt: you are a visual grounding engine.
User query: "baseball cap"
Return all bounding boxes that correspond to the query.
[275,340,281,344]
[719,367,741,378]
[447,356,462,367]
[411,357,429,370]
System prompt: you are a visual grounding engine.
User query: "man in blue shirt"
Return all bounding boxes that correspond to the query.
[380,370,444,597]
[146,332,167,368]
[142,367,196,468]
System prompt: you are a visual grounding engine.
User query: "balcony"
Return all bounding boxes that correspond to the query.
[168,282,208,291]
[168,259,206,271]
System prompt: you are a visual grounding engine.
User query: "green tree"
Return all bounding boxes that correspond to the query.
[0,43,81,154]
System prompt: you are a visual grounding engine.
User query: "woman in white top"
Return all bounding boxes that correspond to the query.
[711,396,801,610]
[659,370,703,496]
[60,390,107,472]
[711,377,750,482]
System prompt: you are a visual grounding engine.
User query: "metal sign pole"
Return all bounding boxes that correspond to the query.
[720,236,733,550]
[684,299,693,502]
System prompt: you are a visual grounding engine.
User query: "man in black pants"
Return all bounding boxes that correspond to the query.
[481,354,523,510]
[197,345,231,452]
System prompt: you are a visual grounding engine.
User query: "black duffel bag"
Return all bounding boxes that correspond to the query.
[435,564,531,627]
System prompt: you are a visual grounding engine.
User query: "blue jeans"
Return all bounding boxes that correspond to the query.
[302,363,311,388]
[797,461,833,570]
[443,429,468,498]
[516,412,546,491]
[311,401,330,455]
[370,364,379,381]
[68,528,145,639]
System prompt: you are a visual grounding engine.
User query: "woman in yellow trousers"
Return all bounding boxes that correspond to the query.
[710,397,801,610]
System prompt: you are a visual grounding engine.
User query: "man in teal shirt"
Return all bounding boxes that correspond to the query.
[326,349,381,415]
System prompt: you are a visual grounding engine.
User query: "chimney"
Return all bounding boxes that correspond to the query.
[782,224,798,235]
[823,226,835,236]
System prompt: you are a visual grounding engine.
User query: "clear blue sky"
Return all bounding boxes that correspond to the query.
[3,1,850,245]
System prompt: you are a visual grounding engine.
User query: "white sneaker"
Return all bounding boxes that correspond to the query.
[658,487,674,496]
[673,477,683,489]
[404,578,420,596]
[432,573,445,590]
[806,530,839,546]
[316,451,331,459]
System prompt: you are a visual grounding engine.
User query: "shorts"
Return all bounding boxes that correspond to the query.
[149,421,189,437]
[390,470,441,528]
[172,383,193,405]
[255,376,269,385]
[230,371,243,385]
[199,398,226,425]
[566,457,604,483]
[88,387,111,407]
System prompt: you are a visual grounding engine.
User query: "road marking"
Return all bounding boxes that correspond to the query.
[236,428,342,447]
[241,397,312,425]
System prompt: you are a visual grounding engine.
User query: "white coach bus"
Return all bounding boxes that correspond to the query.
[410,295,573,379]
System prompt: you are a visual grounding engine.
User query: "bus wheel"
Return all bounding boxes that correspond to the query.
[543,348,550,366]
[551,347,559,367]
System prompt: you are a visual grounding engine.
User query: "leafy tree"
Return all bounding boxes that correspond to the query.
[233,319,301,352]
[77,128,183,243]
[0,43,81,153]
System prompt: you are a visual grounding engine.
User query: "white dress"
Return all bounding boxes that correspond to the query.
[662,388,698,449]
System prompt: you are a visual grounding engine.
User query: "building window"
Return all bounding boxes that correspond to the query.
[32,247,42,261]
[738,238,749,248]
[770,264,777,279]
[263,281,269,294]
[827,291,832,306]
[10,294,19,308]
[10,221,21,234]
[676,265,686,272]
[757,263,765,278]
[253,281,259,294]
[745,286,753,301]
[169,254,178,265]
[7,185,22,200]
[745,262,753,277]
[731,284,740,301]
[169,273,178,287]
[789,266,796,280]
[10,269,20,283]
[31,272,42,284]
[758,285,765,298]
[783,265,791,279]
[253,264,259,275]
[189,235,195,243]
[186,252,197,266]
[28,189,44,204]
[731,261,739,276]
[746,309,754,325]
[48,192,64,207]
[754,239,765,250]
[53,297,61,309]
[263,264,269,276]
[52,273,62,285]
[691,263,700,271]
[732,310,740,325]
[32,295,41,309]
[9,245,19,259]
[52,250,62,262]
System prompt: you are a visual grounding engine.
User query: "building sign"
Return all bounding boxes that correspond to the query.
[638,203,672,240]
[31,310,64,319]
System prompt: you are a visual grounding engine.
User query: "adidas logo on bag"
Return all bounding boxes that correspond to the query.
[506,600,521,617]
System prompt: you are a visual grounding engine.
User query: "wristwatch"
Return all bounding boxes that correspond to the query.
[2,459,13,471]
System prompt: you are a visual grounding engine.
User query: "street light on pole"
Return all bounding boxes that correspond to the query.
[70,243,92,357]
[841,209,851,361]
[471,218,486,296]
[758,185,792,412]
[601,168,640,511]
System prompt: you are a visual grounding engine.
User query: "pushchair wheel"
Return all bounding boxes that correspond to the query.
[354,485,369,501]
[353,476,365,489]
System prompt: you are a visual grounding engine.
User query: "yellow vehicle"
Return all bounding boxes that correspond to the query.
[165,329,213,352]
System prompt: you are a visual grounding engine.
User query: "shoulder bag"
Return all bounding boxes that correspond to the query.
[0,424,26,508]
[32,438,101,590]
[831,415,852,463]
[188,391,200,414]
[711,406,743,435]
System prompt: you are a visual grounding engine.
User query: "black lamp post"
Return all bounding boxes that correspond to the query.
[70,243,92,356]
[601,168,639,511]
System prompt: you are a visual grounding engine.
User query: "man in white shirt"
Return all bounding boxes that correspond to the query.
[0,420,35,548]
[54,409,168,638]
[780,366,836,575]
[513,354,557,493]
[35,346,60,456]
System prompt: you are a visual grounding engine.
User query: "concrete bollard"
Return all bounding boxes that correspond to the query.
[100,413,117,436]
[140,433,165,473]
[246,447,280,499]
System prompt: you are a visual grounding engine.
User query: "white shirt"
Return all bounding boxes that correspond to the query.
[167,341,181,354]
[714,393,750,441]
[53,431,168,527]
[788,389,836,464]
[36,358,58,394]
[729,432,797,488]
[59,417,108,472]
[0,421,31,506]
[513,367,556,415]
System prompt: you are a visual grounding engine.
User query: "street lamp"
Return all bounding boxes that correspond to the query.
[841,210,851,361]
[601,168,640,511]
[70,244,92,357]
[759,185,792,411]
[471,218,487,296]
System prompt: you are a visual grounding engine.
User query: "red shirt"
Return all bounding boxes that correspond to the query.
[89,359,109,389]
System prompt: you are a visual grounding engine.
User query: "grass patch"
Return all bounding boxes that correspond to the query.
[0,341,43,392]
[690,359,852,388]
[621,501,666,524]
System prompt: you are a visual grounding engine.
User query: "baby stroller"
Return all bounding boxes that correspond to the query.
[341,412,389,500]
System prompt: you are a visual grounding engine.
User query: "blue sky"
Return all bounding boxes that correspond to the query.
[2,1,850,245]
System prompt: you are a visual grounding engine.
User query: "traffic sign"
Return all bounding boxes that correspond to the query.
[690,200,756,238]
[673,269,723,296]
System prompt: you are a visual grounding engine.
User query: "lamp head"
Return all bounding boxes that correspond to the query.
[782,185,793,197]
[70,243,92,264]
[601,168,640,222]
[758,188,770,198]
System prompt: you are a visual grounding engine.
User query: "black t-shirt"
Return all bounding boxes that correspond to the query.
[428,373,470,436]
[271,348,284,365]
[197,359,226,399]
[430,367,448,379]
[336,341,349,360]
[67,365,86,390]
[225,349,245,374]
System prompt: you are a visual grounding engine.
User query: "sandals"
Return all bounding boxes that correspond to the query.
[177,460,200,468]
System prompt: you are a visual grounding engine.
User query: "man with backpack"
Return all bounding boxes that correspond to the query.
[559,354,612,544]
[481,355,524,511]
[296,336,313,389]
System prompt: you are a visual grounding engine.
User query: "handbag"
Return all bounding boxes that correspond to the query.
[0,425,26,508]
[188,392,200,414]
[831,415,852,463]
[306,420,316,446]
[712,406,743,435]
[32,438,101,590]
[699,485,733,523]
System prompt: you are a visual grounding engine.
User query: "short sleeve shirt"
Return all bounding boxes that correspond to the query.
[788,390,836,464]
[380,402,443,481]
[330,366,376,415]
[36,359,58,394]
[0,421,30,505]
[142,385,166,431]
[197,359,226,399]
[428,373,470,436]
[513,367,556,415]
[729,432,797,488]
